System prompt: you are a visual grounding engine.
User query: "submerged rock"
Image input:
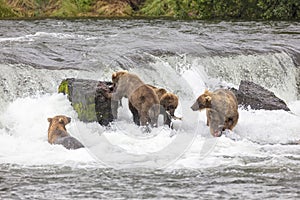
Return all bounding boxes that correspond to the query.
[58,78,118,126]
[230,80,290,111]
[285,140,300,145]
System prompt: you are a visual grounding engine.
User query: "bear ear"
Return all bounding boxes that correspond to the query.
[112,72,117,79]
[205,96,212,102]
[157,88,167,94]
[47,118,52,123]
[204,89,210,94]
[157,88,167,98]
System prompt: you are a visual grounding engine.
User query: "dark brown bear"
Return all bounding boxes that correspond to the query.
[111,71,160,126]
[147,84,180,126]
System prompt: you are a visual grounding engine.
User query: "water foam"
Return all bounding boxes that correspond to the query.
[0,52,299,169]
[0,32,99,43]
[0,76,299,168]
[157,52,298,102]
[0,93,95,167]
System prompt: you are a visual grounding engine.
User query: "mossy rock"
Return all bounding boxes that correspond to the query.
[58,79,69,95]
[58,78,118,125]
[73,101,97,122]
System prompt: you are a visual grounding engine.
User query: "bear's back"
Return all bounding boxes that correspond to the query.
[211,89,238,112]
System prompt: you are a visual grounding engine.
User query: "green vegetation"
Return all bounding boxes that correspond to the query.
[140,0,300,20]
[0,0,299,20]
[257,0,300,20]
[58,79,69,95]
[0,0,17,18]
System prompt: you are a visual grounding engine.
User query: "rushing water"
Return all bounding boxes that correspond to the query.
[0,19,300,199]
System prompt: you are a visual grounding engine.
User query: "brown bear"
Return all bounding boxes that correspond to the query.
[191,89,239,137]
[47,115,84,150]
[147,84,180,126]
[111,71,160,126]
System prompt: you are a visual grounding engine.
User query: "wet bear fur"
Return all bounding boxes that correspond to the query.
[191,89,239,137]
[111,71,160,126]
[47,115,84,150]
[147,84,180,126]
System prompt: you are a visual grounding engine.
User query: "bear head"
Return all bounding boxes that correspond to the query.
[155,88,167,100]
[191,89,212,111]
[207,109,224,137]
[146,84,167,100]
[112,70,128,84]
[160,93,179,117]
[47,115,71,131]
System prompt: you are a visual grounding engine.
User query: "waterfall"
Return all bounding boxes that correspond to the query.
[133,52,299,102]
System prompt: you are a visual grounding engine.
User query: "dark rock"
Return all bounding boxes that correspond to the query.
[285,140,300,145]
[230,80,290,111]
[58,78,118,126]
[95,81,119,126]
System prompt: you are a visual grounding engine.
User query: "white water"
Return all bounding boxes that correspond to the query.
[0,57,299,169]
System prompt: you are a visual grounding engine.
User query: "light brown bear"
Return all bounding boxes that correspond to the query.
[111,71,160,126]
[191,89,239,137]
[47,115,84,150]
[147,84,181,126]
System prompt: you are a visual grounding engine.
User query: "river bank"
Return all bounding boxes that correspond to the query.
[0,0,299,20]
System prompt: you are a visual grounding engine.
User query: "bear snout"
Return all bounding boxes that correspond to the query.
[212,125,225,137]
[191,102,199,111]
[166,105,176,116]
[213,130,222,137]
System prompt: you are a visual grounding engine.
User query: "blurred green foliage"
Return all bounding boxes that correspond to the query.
[0,0,299,19]
[0,0,17,18]
[140,0,299,20]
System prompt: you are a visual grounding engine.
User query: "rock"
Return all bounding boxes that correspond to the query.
[58,78,118,126]
[285,140,300,145]
[230,80,290,111]
[95,81,119,126]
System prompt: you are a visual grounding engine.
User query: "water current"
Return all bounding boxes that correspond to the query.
[0,19,299,199]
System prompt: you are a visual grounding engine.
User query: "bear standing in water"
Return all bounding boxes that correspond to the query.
[146,84,181,127]
[191,89,239,137]
[111,71,160,127]
[47,115,84,150]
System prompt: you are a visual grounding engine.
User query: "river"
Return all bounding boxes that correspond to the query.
[0,19,299,199]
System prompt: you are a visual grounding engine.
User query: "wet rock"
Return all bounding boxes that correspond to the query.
[95,81,119,126]
[230,80,290,111]
[285,140,300,145]
[58,78,118,126]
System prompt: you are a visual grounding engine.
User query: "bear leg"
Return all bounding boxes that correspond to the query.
[139,110,150,126]
[129,101,140,125]
[226,113,239,130]
[206,109,211,126]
